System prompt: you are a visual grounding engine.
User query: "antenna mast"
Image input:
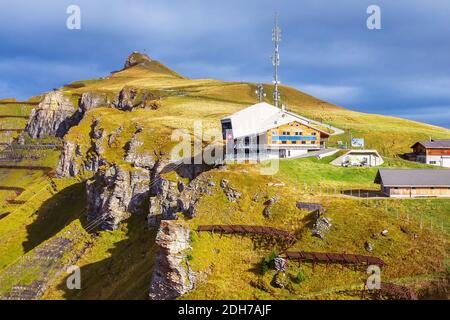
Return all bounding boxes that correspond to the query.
[255,83,266,103]
[272,13,281,109]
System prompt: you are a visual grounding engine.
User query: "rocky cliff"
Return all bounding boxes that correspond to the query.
[86,165,150,230]
[124,126,155,168]
[79,91,110,113]
[56,120,110,177]
[25,91,76,139]
[149,220,196,300]
[84,160,214,231]
[147,161,215,228]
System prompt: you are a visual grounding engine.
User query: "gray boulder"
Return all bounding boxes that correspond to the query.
[220,179,241,202]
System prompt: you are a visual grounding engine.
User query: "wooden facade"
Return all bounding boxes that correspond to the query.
[266,121,326,146]
[412,144,426,156]
[383,186,450,198]
[426,148,450,156]
[414,144,450,156]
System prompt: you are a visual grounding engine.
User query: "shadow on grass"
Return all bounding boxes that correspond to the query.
[0,212,10,220]
[55,214,158,300]
[22,182,86,252]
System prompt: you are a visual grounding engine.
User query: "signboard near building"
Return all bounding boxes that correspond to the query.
[351,138,365,148]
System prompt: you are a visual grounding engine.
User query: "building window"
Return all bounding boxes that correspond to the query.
[292,141,297,144]
[312,132,317,136]
[272,131,276,135]
[302,141,306,145]
[282,141,287,144]
[429,161,437,164]
[311,140,316,144]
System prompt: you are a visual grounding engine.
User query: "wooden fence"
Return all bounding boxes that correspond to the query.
[284,251,386,268]
[197,225,297,247]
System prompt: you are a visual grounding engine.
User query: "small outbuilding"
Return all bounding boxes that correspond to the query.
[331,149,384,167]
[374,169,450,198]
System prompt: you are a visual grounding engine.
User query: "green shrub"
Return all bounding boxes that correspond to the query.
[293,270,306,284]
[261,250,278,275]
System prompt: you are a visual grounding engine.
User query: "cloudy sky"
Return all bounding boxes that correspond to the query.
[0,0,449,128]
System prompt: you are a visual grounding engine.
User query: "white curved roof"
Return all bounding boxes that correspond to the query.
[222,102,330,139]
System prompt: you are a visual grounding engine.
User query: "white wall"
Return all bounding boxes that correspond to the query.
[426,155,450,168]
[286,149,308,158]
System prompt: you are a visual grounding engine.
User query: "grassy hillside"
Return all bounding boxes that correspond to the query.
[0,55,449,300]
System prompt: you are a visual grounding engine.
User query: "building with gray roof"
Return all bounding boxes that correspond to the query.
[374,169,450,198]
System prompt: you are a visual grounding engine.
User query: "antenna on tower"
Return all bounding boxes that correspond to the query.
[272,13,281,109]
[255,83,266,103]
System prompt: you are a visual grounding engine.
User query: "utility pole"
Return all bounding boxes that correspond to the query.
[272,13,281,109]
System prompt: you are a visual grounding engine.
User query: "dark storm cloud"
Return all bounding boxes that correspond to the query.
[0,0,449,127]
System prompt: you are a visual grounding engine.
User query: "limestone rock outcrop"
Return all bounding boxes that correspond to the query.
[86,165,150,230]
[149,220,196,300]
[311,212,332,240]
[56,120,110,177]
[25,91,76,138]
[124,51,152,69]
[124,127,155,169]
[147,162,214,228]
[78,91,110,115]
[113,87,160,111]
[56,141,83,177]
